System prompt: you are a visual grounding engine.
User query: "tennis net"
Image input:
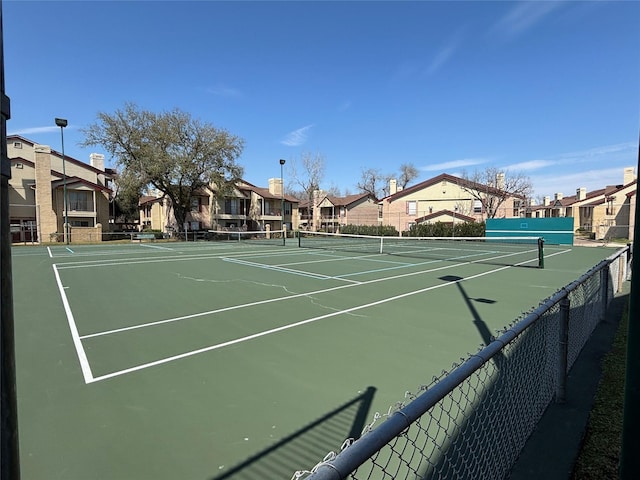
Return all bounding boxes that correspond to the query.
[207,229,287,246]
[298,231,545,268]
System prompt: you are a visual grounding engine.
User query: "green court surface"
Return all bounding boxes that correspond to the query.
[10,239,620,479]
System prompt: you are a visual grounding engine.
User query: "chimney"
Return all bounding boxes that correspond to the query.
[554,193,563,201]
[623,167,636,185]
[543,196,550,206]
[389,179,397,195]
[90,153,106,186]
[496,172,505,190]
[576,187,586,201]
[34,145,57,241]
[90,153,105,171]
[268,178,283,196]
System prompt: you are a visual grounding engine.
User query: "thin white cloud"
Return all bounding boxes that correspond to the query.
[426,43,456,77]
[492,1,564,38]
[338,101,352,112]
[281,124,314,147]
[504,159,556,171]
[8,126,61,135]
[205,85,242,98]
[421,158,487,172]
[531,167,635,198]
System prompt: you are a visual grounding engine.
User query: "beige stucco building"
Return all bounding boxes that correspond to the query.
[532,167,636,241]
[139,178,299,234]
[378,173,524,233]
[298,192,379,231]
[8,135,114,243]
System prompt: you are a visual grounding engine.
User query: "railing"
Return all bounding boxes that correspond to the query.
[292,244,632,480]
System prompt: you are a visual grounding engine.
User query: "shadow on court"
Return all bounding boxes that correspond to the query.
[209,386,376,480]
[439,275,503,360]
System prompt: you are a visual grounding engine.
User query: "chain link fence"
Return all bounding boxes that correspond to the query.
[292,245,632,480]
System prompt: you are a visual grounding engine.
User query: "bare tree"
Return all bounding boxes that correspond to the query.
[288,151,326,221]
[458,168,533,219]
[398,163,419,189]
[357,167,390,199]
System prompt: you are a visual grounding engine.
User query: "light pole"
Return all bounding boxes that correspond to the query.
[279,159,286,231]
[55,117,68,244]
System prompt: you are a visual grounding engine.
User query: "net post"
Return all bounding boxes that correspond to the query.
[538,237,544,269]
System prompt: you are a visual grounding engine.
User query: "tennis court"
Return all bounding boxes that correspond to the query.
[11,234,619,479]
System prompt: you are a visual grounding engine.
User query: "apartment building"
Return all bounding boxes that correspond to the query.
[7,135,114,243]
[139,178,299,234]
[533,167,636,241]
[378,173,524,233]
[298,192,379,231]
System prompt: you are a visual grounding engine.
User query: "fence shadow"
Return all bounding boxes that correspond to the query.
[210,386,376,480]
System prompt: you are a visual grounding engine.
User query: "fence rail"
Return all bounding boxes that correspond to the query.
[292,244,632,480]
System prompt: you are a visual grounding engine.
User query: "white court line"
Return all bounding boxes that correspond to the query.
[87,255,551,384]
[222,256,362,283]
[53,264,94,383]
[54,247,291,269]
[47,246,53,258]
[139,243,174,251]
[80,248,569,341]
[66,247,572,383]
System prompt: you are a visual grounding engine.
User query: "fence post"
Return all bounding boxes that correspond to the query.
[556,295,570,403]
[600,266,609,320]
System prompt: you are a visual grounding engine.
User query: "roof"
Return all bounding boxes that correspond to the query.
[51,176,112,194]
[235,179,298,202]
[9,135,114,178]
[380,172,524,202]
[139,196,163,206]
[325,192,377,206]
[415,209,476,224]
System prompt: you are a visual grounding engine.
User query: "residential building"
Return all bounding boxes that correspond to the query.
[139,178,299,234]
[532,167,637,240]
[378,173,525,233]
[7,135,114,243]
[298,192,379,231]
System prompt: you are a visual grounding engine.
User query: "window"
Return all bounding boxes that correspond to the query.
[224,198,239,215]
[70,220,91,227]
[606,197,615,215]
[473,200,483,214]
[68,191,91,211]
[406,201,417,215]
[13,142,22,149]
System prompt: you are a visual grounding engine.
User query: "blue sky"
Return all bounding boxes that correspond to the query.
[4,0,639,199]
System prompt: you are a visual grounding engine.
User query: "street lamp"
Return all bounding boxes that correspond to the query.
[55,117,68,244]
[279,159,286,231]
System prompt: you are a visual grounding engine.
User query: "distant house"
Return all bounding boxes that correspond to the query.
[298,192,379,231]
[7,135,115,243]
[378,173,525,233]
[139,178,299,234]
[532,167,636,240]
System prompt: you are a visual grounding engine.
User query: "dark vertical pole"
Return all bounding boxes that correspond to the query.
[620,135,640,478]
[0,1,20,478]
[556,296,570,403]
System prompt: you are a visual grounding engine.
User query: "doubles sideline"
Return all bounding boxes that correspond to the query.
[53,248,571,384]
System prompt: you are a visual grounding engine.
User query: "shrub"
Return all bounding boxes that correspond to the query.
[340,225,399,236]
